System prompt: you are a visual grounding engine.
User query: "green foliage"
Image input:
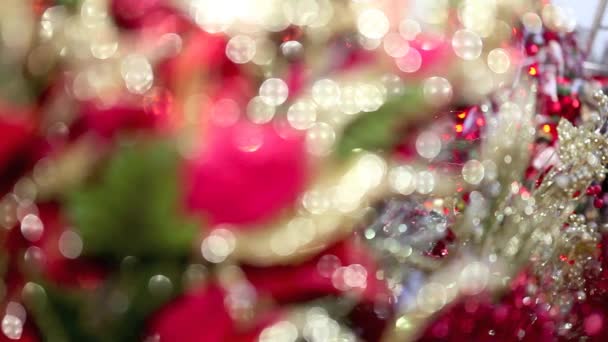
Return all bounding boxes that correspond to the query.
[65,139,199,262]
[27,261,185,342]
[335,87,424,159]
[55,0,81,9]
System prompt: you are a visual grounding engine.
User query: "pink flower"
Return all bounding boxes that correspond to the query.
[184,120,308,227]
[147,239,393,342]
[146,284,280,342]
[109,0,185,30]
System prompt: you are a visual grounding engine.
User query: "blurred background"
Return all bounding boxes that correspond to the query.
[555,0,608,64]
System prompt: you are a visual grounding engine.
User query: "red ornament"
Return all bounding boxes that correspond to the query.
[594,198,605,209]
[526,43,539,56]
[558,94,582,122]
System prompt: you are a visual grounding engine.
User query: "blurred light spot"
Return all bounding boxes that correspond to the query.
[13,178,37,205]
[415,0,448,24]
[283,0,319,26]
[452,29,482,60]
[462,159,485,185]
[259,78,289,106]
[389,166,416,195]
[381,74,405,97]
[355,83,385,112]
[417,282,447,313]
[58,230,83,259]
[20,214,43,242]
[416,171,435,194]
[246,96,275,124]
[306,122,336,156]
[303,189,331,215]
[459,262,489,295]
[312,79,341,109]
[148,275,173,297]
[287,99,317,130]
[339,84,360,115]
[383,33,410,58]
[423,77,452,106]
[81,0,108,28]
[396,48,422,73]
[226,35,256,64]
[317,254,341,278]
[487,48,510,74]
[259,320,298,342]
[120,54,153,94]
[416,131,442,159]
[201,228,236,263]
[1,315,22,340]
[252,38,276,65]
[357,9,389,39]
[398,19,421,40]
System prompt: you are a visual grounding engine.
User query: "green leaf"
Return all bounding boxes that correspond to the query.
[64,139,199,262]
[335,87,424,159]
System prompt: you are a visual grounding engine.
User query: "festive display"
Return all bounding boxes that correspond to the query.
[1,0,608,341]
